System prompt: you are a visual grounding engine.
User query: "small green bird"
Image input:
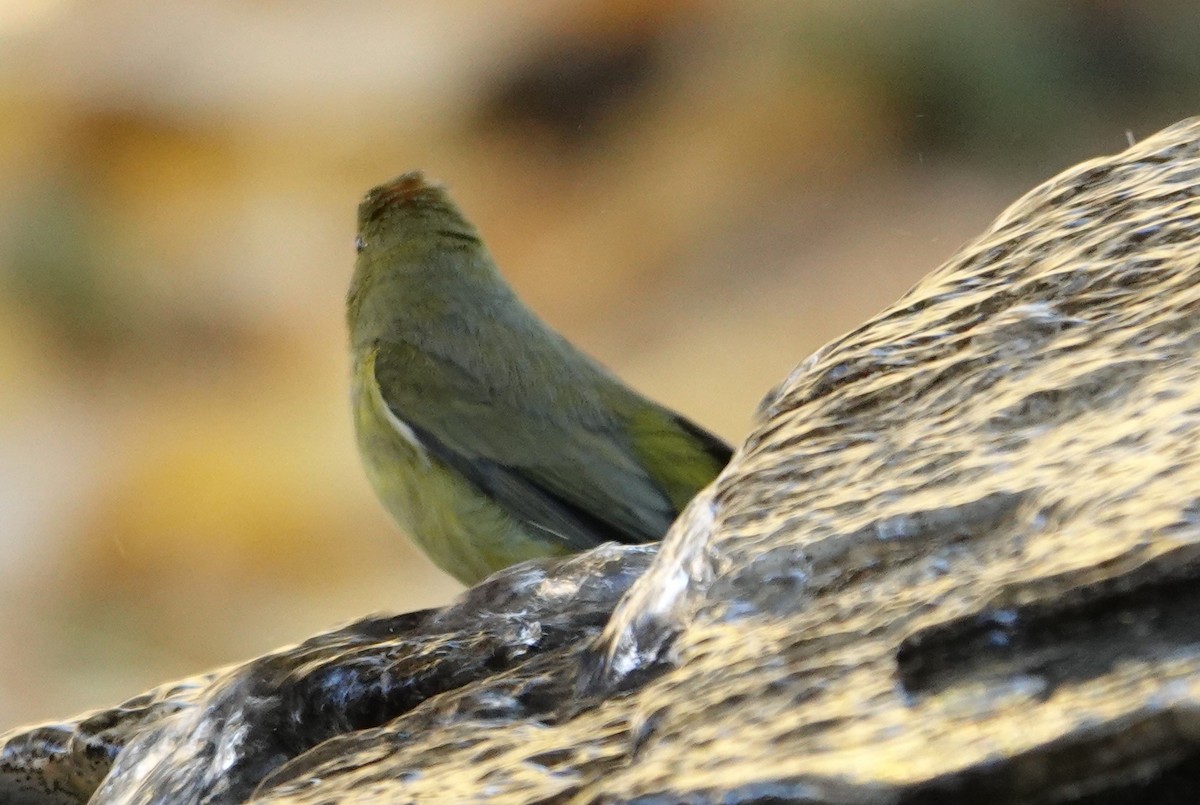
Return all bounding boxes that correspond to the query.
[348,171,732,585]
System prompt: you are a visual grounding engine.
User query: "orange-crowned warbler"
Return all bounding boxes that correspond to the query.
[348,172,731,584]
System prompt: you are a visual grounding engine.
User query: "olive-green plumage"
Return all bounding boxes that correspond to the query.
[348,171,732,584]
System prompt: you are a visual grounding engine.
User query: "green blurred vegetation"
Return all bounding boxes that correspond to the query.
[791,2,1200,164]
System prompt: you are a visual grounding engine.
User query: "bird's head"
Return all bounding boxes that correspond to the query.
[347,171,492,344]
[354,171,479,257]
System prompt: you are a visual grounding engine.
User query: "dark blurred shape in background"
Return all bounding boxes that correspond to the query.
[0,0,1198,728]
[477,2,686,151]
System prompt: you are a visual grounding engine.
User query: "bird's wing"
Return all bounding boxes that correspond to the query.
[623,406,733,511]
[370,342,676,550]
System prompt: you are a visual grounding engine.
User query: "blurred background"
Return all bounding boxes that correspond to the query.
[1,0,1198,728]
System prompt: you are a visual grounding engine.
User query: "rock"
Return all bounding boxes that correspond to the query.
[8,117,1200,803]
